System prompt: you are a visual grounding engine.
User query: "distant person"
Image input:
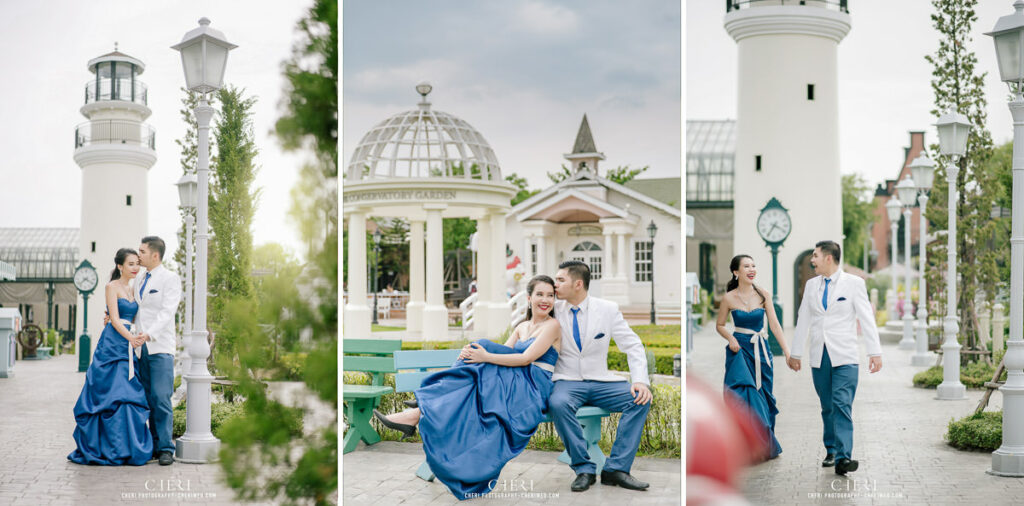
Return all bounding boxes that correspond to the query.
[788,241,882,475]
[716,254,790,460]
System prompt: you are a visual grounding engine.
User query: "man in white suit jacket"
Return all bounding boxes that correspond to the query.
[135,236,182,466]
[549,261,652,492]
[788,241,882,476]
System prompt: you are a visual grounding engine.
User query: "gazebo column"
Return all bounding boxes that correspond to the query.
[406,220,425,333]
[522,235,533,279]
[617,232,629,280]
[603,231,614,278]
[485,211,510,336]
[475,215,492,333]
[344,209,371,338]
[422,205,448,339]
[536,236,546,277]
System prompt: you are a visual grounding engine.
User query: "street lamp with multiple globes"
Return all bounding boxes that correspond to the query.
[985,0,1024,476]
[896,175,918,350]
[175,173,198,379]
[908,154,936,367]
[934,110,971,402]
[171,17,236,464]
[647,220,657,325]
[885,197,901,321]
[372,228,382,325]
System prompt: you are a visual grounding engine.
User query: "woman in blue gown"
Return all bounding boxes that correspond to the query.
[715,254,791,460]
[374,275,562,500]
[68,248,154,466]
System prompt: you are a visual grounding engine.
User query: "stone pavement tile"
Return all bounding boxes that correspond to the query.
[689,324,1024,505]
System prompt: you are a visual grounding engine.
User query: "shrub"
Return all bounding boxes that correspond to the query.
[947,411,1002,451]
[912,358,1007,389]
[344,371,681,458]
[278,351,308,381]
[173,399,302,439]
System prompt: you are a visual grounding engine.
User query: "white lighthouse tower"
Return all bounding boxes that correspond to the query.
[725,1,850,325]
[74,46,156,357]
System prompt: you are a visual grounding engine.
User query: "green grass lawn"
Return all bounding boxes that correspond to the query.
[371,324,405,331]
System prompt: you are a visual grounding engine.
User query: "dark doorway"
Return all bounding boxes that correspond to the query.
[698,242,717,294]
[793,249,815,325]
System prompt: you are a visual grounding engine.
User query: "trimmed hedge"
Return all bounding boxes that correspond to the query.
[913,350,1007,389]
[947,411,1002,451]
[172,399,303,439]
[343,371,681,458]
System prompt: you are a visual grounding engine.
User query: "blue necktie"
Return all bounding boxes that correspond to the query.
[571,307,582,351]
[823,278,831,310]
[139,272,151,300]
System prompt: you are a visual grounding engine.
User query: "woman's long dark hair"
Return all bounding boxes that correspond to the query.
[524,274,557,321]
[110,248,139,282]
[727,254,766,307]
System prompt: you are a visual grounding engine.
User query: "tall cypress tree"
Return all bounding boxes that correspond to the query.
[208,85,260,366]
[923,0,1004,358]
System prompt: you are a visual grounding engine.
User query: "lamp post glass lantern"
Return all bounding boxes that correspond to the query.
[648,221,657,325]
[897,177,917,350]
[933,110,971,402]
[985,0,1024,476]
[909,155,935,366]
[172,17,235,464]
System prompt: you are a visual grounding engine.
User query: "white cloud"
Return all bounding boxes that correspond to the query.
[514,0,579,35]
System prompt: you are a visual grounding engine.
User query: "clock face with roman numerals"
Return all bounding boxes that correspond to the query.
[757,207,792,244]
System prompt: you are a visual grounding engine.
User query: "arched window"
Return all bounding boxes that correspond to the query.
[572,241,601,252]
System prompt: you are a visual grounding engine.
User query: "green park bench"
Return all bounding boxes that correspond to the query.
[393,348,612,482]
[343,338,402,454]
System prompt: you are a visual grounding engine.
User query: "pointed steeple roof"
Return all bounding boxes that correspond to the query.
[572,114,598,154]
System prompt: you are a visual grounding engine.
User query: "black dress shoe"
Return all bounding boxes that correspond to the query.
[571,473,596,492]
[601,470,649,490]
[158,452,174,466]
[403,399,418,408]
[822,454,835,467]
[835,458,859,475]
[373,409,417,440]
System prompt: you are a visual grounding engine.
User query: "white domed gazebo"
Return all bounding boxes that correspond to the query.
[343,84,515,339]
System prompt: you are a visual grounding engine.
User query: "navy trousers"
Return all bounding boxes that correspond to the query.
[811,346,859,460]
[549,380,650,475]
[138,344,175,455]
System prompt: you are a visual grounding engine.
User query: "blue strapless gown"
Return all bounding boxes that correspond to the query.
[724,308,781,459]
[416,337,558,500]
[68,298,154,465]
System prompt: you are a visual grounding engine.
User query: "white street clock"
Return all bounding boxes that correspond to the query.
[757,198,792,246]
[73,260,99,294]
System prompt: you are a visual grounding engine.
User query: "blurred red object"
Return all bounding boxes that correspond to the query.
[686,373,769,505]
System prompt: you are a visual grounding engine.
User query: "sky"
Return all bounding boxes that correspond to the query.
[342,0,682,190]
[0,0,311,264]
[687,0,1017,191]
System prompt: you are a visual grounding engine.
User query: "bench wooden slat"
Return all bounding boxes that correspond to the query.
[343,385,393,399]
[344,355,397,373]
[394,349,461,369]
[344,338,403,355]
[396,371,433,393]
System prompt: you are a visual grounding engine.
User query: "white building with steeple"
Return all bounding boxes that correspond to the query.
[506,115,681,320]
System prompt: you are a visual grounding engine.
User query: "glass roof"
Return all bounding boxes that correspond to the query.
[0,228,80,280]
[687,120,735,156]
[686,120,736,203]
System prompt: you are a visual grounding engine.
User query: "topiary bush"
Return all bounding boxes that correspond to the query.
[947,411,1002,451]
[913,350,1008,389]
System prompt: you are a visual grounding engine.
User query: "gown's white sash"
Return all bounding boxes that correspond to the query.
[532,361,555,373]
[734,326,771,390]
[120,319,139,381]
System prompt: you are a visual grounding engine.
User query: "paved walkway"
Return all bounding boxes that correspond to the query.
[0,354,305,505]
[343,441,680,505]
[689,323,1024,505]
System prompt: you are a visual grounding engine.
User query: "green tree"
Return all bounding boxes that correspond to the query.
[841,173,875,269]
[923,0,1005,358]
[547,164,573,184]
[208,85,260,367]
[605,164,649,185]
[505,172,539,206]
[217,0,338,504]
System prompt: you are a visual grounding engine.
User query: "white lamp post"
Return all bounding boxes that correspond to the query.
[175,173,197,380]
[909,154,936,366]
[934,110,970,401]
[896,176,918,350]
[985,0,1024,476]
[171,17,236,464]
[885,197,902,321]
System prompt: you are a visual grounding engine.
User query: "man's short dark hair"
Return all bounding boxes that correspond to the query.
[815,240,842,264]
[141,236,166,260]
[558,260,591,290]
